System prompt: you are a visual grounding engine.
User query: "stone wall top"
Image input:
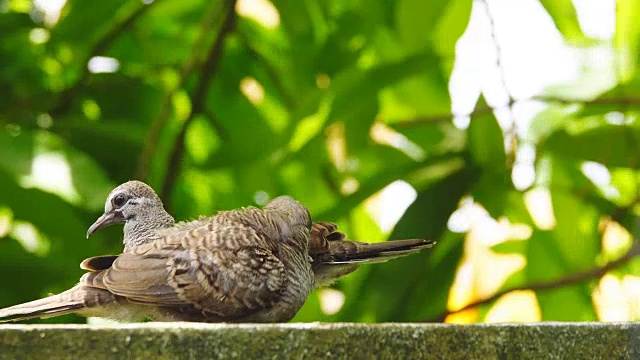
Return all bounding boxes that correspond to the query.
[0,322,638,359]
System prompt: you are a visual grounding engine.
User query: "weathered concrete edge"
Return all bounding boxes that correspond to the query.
[0,322,638,360]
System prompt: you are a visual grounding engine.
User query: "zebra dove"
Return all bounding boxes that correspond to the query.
[0,181,434,323]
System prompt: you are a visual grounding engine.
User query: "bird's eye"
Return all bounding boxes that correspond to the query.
[112,194,127,207]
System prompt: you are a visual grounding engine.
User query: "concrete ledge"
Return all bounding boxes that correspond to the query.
[0,322,638,359]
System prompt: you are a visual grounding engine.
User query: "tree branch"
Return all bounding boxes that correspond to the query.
[135,1,226,181]
[50,1,162,116]
[160,0,237,207]
[424,241,640,322]
[530,95,640,106]
[479,0,517,168]
[236,31,295,109]
[395,95,640,128]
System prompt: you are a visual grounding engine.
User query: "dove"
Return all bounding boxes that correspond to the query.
[0,181,434,323]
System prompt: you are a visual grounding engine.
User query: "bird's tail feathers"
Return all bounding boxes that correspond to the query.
[310,221,435,286]
[323,239,435,265]
[0,287,86,323]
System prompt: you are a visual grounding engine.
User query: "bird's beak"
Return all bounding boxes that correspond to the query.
[86,211,125,238]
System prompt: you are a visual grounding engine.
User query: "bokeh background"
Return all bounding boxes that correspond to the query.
[0,0,639,324]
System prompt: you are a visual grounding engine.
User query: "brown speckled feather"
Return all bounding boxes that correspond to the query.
[102,235,287,317]
[0,181,433,323]
[95,197,312,322]
[309,221,435,286]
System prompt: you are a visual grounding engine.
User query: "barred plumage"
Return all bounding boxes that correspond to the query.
[0,181,433,323]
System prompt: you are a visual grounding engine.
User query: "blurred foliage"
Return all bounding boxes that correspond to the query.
[0,0,639,324]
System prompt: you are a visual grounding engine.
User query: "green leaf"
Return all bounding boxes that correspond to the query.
[314,151,465,222]
[468,97,506,168]
[431,0,473,64]
[551,192,601,270]
[0,169,107,321]
[541,125,640,169]
[527,103,581,143]
[329,50,446,121]
[525,226,598,320]
[597,166,638,207]
[336,166,479,321]
[471,170,511,218]
[396,0,471,58]
[539,0,587,42]
[492,239,527,254]
[536,284,597,321]
[615,0,640,79]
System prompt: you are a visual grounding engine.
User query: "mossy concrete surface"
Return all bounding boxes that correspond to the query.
[0,322,638,359]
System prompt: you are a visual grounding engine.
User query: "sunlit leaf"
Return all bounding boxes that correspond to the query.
[337,167,479,321]
[538,0,587,42]
[615,0,640,79]
[541,125,640,169]
[468,97,506,169]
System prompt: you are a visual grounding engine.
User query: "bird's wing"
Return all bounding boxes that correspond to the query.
[102,222,287,318]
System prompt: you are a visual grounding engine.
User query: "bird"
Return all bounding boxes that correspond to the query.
[0,180,435,323]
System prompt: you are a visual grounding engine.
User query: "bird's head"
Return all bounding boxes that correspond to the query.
[86,180,174,239]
